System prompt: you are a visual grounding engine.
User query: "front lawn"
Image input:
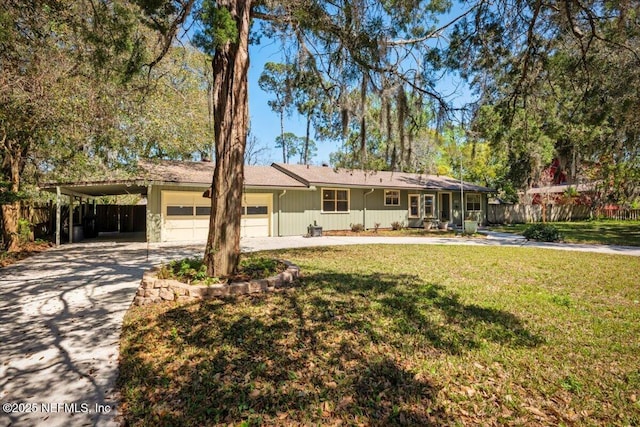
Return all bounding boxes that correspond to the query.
[491,220,640,246]
[119,245,640,426]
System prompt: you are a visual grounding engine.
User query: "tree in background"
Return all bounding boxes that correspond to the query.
[125,45,214,161]
[275,132,317,164]
[244,127,271,165]
[0,2,215,251]
[258,62,295,163]
[0,1,151,251]
[291,66,325,165]
[450,0,640,205]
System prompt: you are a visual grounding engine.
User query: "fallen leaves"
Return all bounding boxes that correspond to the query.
[118,245,640,426]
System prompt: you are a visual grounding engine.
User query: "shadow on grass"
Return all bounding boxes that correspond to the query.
[306,271,543,353]
[119,270,543,426]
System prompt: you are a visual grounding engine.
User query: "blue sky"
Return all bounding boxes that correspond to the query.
[226,1,479,166]
[246,42,475,166]
[181,3,477,166]
[246,40,319,164]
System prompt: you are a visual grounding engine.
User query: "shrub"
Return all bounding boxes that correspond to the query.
[17,218,32,244]
[158,256,285,285]
[522,223,562,242]
[350,223,364,233]
[373,222,381,233]
[391,221,404,231]
[158,257,209,283]
[239,256,286,279]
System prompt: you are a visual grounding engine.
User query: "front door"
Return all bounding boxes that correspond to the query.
[440,193,451,222]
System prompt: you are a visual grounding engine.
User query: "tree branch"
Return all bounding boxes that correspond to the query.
[386,2,481,46]
[146,0,197,70]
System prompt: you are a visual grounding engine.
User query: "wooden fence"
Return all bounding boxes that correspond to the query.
[20,203,55,239]
[598,208,640,221]
[488,204,592,224]
[2,203,146,242]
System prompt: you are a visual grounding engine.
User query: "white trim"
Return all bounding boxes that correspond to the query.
[321,187,350,213]
[424,194,436,217]
[384,189,401,206]
[465,193,482,212]
[408,193,421,218]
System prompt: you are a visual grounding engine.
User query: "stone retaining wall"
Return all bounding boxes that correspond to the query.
[133,261,300,306]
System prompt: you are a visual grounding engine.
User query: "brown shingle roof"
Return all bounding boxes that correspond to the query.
[272,163,493,192]
[138,159,306,188]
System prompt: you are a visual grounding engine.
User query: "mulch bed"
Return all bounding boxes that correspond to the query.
[0,241,53,268]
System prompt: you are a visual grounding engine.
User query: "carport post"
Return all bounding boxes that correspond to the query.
[56,186,61,247]
[69,196,74,244]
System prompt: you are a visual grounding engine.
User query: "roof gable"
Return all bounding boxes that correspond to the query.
[138,159,306,188]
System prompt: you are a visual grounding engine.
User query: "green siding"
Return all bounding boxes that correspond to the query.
[452,192,488,226]
[277,188,427,235]
[147,184,489,240]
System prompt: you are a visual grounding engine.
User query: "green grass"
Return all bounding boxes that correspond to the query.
[491,220,640,246]
[118,245,640,426]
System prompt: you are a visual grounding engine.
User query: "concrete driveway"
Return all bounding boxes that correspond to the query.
[1,234,638,427]
[241,233,640,256]
[0,242,201,427]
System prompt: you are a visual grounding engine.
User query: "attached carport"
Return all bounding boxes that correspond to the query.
[41,181,149,245]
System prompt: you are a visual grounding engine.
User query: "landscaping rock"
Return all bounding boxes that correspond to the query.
[159,288,175,301]
[144,288,159,298]
[132,260,300,306]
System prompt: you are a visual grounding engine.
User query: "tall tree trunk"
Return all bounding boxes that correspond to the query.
[280,109,286,163]
[359,73,367,164]
[304,113,311,165]
[384,97,392,166]
[397,87,407,171]
[1,141,23,252]
[1,202,20,252]
[204,0,251,277]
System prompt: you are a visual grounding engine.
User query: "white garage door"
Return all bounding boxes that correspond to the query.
[162,191,211,242]
[162,191,272,242]
[241,193,272,238]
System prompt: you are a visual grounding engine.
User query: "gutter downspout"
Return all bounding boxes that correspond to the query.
[278,190,287,237]
[363,188,374,229]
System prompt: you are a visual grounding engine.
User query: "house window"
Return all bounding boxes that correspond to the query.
[322,188,349,212]
[408,194,420,218]
[466,194,482,212]
[245,206,268,215]
[384,190,400,206]
[424,194,435,217]
[195,206,211,216]
[167,205,193,216]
